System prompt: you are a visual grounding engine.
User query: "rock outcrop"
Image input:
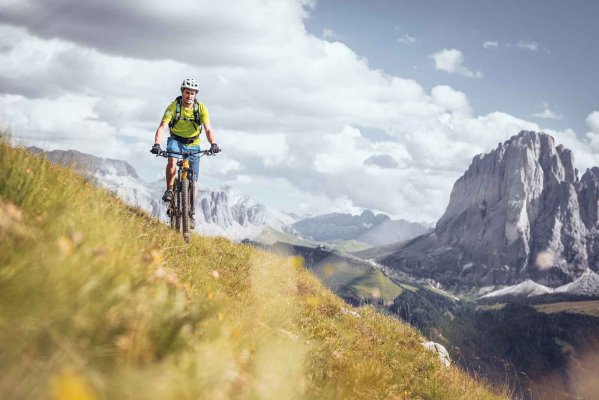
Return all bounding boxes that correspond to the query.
[380,131,599,289]
[195,186,298,239]
[421,342,451,367]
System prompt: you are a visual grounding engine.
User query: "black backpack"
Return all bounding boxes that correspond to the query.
[168,96,203,133]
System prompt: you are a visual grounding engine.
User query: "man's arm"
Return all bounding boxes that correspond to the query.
[204,122,216,144]
[154,120,170,144]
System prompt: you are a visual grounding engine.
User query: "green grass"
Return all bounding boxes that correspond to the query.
[0,138,506,400]
[534,300,599,317]
[425,286,459,301]
[400,283,419,292]
[321,240,372,253]
[476,303,507,312]
[310,259,404,305]
[338,266,404,305]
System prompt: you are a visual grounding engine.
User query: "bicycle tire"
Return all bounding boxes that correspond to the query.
[169,179,181,231]
[175,181,181,231]
[168,197,177,229]
[189,180,195,229]
[181,178,190,242]
[168,207,175,229]
[166,184,175,229]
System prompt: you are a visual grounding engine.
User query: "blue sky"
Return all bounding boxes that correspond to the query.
[305,0,599,134]
[0,0,598,222]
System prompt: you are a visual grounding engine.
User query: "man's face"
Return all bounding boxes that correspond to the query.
[182,88,197,105]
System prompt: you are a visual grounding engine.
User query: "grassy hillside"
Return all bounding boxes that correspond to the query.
[534,300,599,318]
[257,242,406,307]
[0,139,505,400]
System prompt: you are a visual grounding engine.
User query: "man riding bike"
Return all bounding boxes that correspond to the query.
[151,78,220,228]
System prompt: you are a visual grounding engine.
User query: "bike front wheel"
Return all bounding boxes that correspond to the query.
[169,179,181,231]
[181,178,190,242]
[168,199,177,230]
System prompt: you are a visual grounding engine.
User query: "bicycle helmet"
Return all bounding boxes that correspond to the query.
[181,78,199,92]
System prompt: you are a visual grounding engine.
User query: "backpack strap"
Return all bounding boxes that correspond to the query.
[192,99,202,134]
[168,96,183,130]
[168,96,203,134]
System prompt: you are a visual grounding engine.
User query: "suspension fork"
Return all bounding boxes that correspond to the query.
[181,158,190,181]
[181,158,195,214]
[176,161,183,191]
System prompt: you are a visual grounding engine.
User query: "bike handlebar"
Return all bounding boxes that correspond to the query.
[156,149,217,158]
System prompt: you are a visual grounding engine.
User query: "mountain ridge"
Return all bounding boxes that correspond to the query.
[293,209,432,247]
[377,131,599,294]
[29,147,430,246]
[27,146,299,241]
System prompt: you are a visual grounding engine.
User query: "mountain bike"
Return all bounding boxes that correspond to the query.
[156,149,216,243]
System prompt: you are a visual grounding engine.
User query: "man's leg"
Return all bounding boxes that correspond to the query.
[166,158,177,189]
[162,158,177,202]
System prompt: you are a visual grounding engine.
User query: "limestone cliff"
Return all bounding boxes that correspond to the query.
[380,131,599,289]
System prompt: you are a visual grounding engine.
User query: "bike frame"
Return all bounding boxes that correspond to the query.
[156,148,214,242]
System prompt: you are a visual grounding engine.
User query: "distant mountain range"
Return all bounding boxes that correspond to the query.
[27,147,298,241]
[292,210,432,247]
[28,147,429,246]
[480,270,599,299]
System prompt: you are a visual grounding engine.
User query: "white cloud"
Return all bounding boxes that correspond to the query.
[482,41,498,49]
[0,93,125,158]
[431,85,472,117]
[0,2,595,222]
[517,40,540,51]
[586,111,599,133]
[429,49,483,78]
[532,103,563,120]
[517,40,539,51]
[398,34,416,44]
[491,40,550,53]
[220,131,290,167]
[585,111,599,151]
[322,28,338,40]
[532,109,562,120]
[364,154,399,169]
[314,126,368,173]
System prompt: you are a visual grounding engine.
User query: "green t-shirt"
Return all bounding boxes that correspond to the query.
[162,100,211,143]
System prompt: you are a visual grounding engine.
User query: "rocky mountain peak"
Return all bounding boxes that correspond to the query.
[28,146,139,178]
[360,209,377,221]
[579,167,599,228]
[380,131,598,290]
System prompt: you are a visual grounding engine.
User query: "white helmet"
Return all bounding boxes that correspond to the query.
[181,78,199,92]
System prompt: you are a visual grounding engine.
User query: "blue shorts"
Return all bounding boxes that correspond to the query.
[166,136,201,182]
